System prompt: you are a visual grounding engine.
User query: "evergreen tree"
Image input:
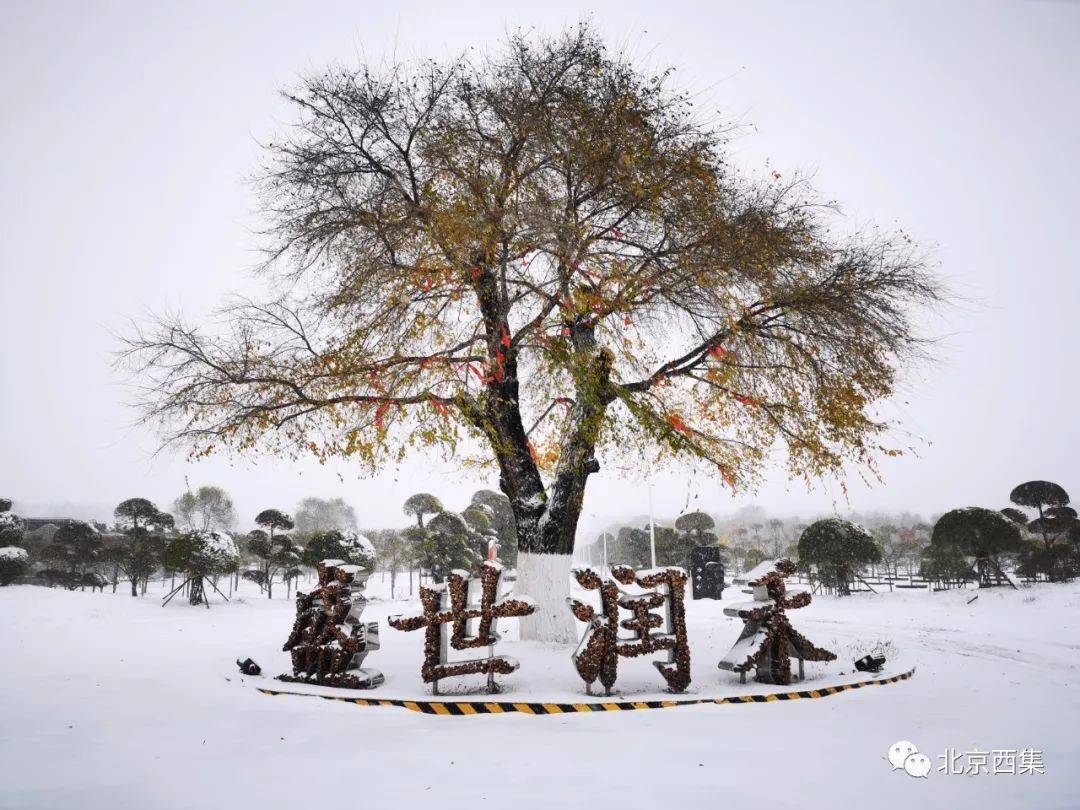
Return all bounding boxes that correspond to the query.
[1009,480,1070,551]
[111,498,171,596]
[615,526,652,568]
[919,542,973,587]
[742,546,767,572]
[674,511,717,547]
[930,507,1023,586]
[654,525,694,568]
[302,529,376,570]
[164,530,239,605]
[403,493,444,528]
[797,518,881,596]
[417,512,478,583]
[470,489,519,567]
[246,528,301,599]
[47,522,102,576]
[254,509,294,540]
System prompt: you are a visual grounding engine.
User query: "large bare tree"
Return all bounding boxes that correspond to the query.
[122,26,940,640]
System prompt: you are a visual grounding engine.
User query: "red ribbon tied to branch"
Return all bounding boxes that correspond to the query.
[667,413,691,435]
[374,402,391,431]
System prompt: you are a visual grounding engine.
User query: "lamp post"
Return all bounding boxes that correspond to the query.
[646,459,657,570]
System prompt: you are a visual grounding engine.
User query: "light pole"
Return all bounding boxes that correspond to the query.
[646,459,657,569]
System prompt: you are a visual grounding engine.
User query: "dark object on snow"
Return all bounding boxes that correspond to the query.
[854,653,886,673]
[690,547,725,600]
[236,657,262,676]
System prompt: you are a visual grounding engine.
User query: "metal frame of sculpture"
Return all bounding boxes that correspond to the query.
[278,559,384,689]
[567,565,691,695]
[718,558,835,685]
[388,560,535,694]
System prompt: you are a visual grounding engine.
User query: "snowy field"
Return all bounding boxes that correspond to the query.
[1,576,1078,809]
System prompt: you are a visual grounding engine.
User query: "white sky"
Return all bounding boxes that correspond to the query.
[1,0,1077,535]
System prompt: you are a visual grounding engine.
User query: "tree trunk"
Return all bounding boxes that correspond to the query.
[130,578,139,597]
[516,550,576,642]
[188,577,205,606]
[496,350,611,643]
[837,566,851,596]
[462,277,613,643]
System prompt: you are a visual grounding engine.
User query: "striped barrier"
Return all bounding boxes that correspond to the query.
[256,666,915,715]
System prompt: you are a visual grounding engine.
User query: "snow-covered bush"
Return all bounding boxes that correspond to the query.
[163,530,239,606]
[0,545,29,585]
[0,503,25,548]
[302,529,375,570]
[166,530,239,577]
[797,518,881,596]
[191,530,239,574]
[45,521,101,573]
[339,531,376,569]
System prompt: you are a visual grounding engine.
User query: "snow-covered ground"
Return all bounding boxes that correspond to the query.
[1,576,1077,808]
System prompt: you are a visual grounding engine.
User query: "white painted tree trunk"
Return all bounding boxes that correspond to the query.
[515,551,576,643]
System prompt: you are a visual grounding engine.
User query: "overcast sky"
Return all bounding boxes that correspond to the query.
[1,0,1077,535]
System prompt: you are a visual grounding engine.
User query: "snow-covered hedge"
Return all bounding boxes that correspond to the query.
[0,545,29,585]
[0,510,23,542]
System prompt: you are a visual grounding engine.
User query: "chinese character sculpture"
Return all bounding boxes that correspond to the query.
[718,558,835,685]
[567,566,691,695]
[388,561,535,694]
[278,559,384,689]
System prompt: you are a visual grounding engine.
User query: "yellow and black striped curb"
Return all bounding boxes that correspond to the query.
[256,666,914,715]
